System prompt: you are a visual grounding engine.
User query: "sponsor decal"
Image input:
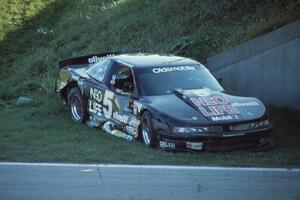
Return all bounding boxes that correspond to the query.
[89,88,114,118]
[112,112,129,124]
[211,114,241,122]
[111,130,133,141]
[90,88,103,102]
[152,66,196,73]
[222,133,245,137]
[133,101,143,116]
[129,118,141,128]
[190,95,229,106]
[125,126,138,138]
[89,100,102,116]
[88,54,114,64]
[88,56,105,64]
[186,142,203,150]
[190,96,239,116]
[190,95,241,121]
[232,101,260,107]
[89,88,103,116]
[102,121,114,134]
[197,105,239,117]
[159,141,176,149]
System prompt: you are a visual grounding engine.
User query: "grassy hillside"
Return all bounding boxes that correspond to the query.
[0,0,299,166]
[0,0,57,41]
[1,0,300,103]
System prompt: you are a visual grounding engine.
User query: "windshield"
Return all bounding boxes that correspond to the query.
[136,65,223,96]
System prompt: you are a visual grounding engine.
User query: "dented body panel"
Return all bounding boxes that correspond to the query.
[56,52,273,151]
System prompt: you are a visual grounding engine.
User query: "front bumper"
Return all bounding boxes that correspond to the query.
[157,128,273,152]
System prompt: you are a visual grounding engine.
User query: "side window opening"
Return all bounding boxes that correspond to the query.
[112,65,134,95]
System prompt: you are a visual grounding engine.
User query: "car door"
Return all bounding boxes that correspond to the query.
[83,58,113,124]
[84,60,140,138]
[108,64,140,138]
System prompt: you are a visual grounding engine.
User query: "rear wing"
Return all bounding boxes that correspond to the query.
[58,51,122,69]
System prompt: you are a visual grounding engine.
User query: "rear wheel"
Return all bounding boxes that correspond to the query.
[68,87,88,123]
[141,111,157,147]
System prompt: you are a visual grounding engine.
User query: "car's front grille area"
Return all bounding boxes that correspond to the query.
[159,129,272,151]
[204,133,271,151]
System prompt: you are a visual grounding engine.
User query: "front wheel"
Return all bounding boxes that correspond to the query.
[68,87,88,123]
[140,111,157,147]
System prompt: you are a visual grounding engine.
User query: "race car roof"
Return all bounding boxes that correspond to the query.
[112,53,200,68]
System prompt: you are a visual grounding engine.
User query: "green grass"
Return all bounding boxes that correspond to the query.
[0,102,300,167]
[0,0,300,166]
[0,102,299,167]
[0,0,57,41]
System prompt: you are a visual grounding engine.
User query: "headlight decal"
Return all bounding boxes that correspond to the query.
[172,126,222,133]
[230,120,271,131]
[172,120,271,134]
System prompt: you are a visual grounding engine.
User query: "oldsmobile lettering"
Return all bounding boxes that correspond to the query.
[152,66,196,73]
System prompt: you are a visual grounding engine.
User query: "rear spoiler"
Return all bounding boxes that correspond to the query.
[58,51,122,69]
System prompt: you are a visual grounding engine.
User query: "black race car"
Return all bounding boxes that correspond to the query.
[56,52,273,151]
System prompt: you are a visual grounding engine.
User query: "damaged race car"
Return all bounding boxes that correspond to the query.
[56,52,273,151]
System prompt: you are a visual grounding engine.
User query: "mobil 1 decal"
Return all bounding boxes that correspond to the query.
[189,94,242,122]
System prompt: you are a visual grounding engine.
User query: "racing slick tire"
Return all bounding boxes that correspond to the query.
[68,87,88,123]
[141,111,157,147]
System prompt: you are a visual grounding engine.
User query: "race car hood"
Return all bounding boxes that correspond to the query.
[145,89,266,125]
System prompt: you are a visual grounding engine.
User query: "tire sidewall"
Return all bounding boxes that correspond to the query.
[141,111,157,147]
[68,87,88,123]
